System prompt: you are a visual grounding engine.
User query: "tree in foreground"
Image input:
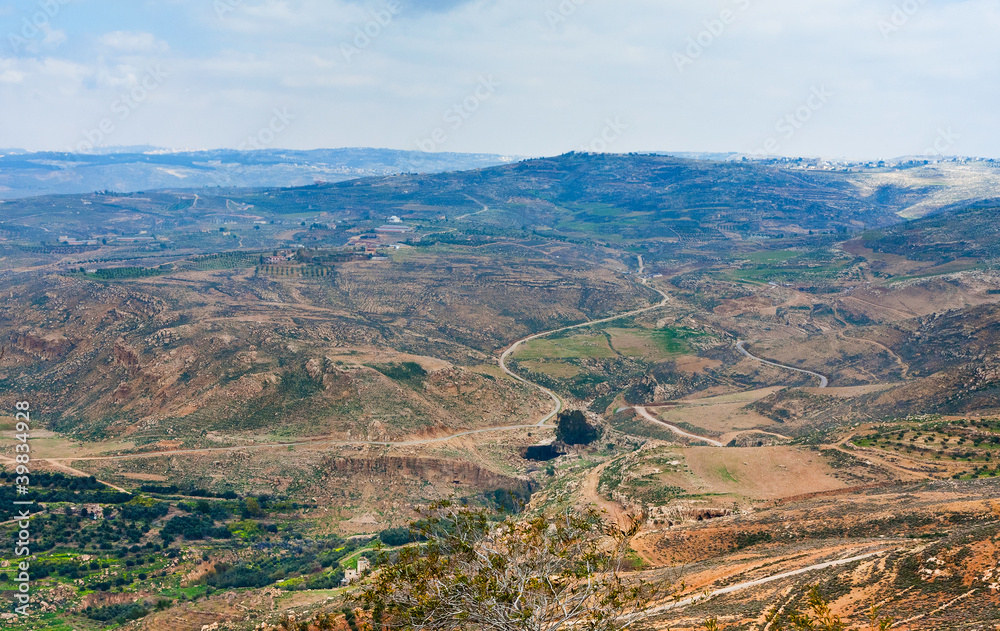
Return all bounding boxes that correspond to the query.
[360,502,656,631]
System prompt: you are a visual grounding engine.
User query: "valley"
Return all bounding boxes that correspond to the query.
[2,153,1000,629]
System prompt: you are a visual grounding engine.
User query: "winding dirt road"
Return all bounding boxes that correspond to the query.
[633,406,724,447]
[632,548,894,621]
[839,331,910,379]
[736,340,829,388]
[499,283,671,425]
[35,285,840,479]
[455,194,492,220]
[40,282,670,467]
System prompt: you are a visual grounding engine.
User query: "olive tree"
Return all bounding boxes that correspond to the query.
[360,502,657,631]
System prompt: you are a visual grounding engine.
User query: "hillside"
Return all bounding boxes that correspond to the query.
[2,154,1000,629]
[235,153,924,238]
[0,248,655,443]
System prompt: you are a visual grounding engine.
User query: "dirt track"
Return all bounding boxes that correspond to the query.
[42,283,671,467]
[498,282,671,425]
[633,548,895,620]
[633,406,725,447]
[736,340,830,388]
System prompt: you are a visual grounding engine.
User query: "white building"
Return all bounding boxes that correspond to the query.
[342,556,372,584]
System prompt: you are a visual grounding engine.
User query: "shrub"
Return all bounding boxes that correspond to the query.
[379,527,412,547]
[555,410,601,445]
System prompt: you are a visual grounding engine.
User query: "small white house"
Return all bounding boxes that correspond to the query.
[387,216,402,224]
[342,557,371,585]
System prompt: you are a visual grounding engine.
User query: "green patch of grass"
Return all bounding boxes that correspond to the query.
[624,546,647,570]
[566,203,630,217]
[519,359,583,379]
[26,613,81,631]
[743,250,802,264]
[651,327,706,355]
[514,334,616,360]
[717,466,739,484]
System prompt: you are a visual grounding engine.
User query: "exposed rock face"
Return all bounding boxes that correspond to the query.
[112,343,141,368]
[13,330,76,360]
[727,432,790,448]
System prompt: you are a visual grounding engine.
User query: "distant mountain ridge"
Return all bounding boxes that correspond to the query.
[0,148,524,199]
[238,152,979,235]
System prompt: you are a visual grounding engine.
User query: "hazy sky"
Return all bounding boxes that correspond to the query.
[0,0,997,159]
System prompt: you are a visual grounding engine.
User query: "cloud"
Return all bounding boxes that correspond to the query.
[0,0,996,158]
[0,70,25,84]
[99,31,170,54]
[42,27,67,47]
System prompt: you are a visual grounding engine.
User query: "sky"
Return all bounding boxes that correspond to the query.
[0,0,997,159]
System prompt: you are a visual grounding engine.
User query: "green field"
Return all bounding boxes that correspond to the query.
[514,325,708,366]
[742,249,803,264]
[605,326,705,359]
[650,326,707,355]
[514,334,616,360]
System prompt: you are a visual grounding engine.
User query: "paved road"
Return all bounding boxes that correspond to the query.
[499,284,670,426]
[736,341,829,388]
[633,548,892,621]
[42,282,669,466]
[634,406,724,447]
